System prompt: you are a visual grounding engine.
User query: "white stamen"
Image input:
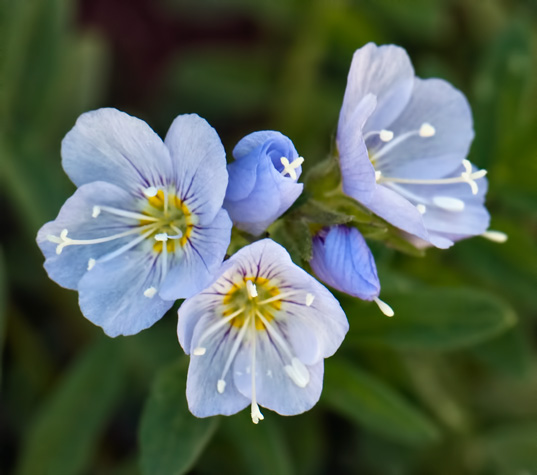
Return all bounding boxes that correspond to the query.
[249,315,264,424]
[98,206,159,222]
[246,280,258,298]
[143,287,157,298]
[217,379,226,394]
[154,233,168,241]
[193,347,206,356]
[306,293,315,306]
[280,156,304,180]
[47,224,158,255]
[416,204,427,214]
[257,290,302,306]
[251,402,264,424]
[98,228,156,263]
[375,170,382,182]
[419,122,436,137]
[217,314,250,392]
[92,206,101,218]
[195,307,246,350]
[87,258,96,271]
[374,297,394,317]
[143,186,158,197]
[379,129,394,142]
[432,196,465,212]
[482,230,508,243]
[284,357,310,388]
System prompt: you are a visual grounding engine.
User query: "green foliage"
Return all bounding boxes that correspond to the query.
[16,338,124,475]
[323,358,441,446]
[344,287,517,351]
[139,359,219,475]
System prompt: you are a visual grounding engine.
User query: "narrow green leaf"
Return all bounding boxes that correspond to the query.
[139,358,218,475]
[16,337,124,475]
[323,358,441,446]
[345,287,517,351]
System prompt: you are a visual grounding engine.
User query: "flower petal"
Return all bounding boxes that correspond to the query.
[233,340,325,416]
[339,43,414,136]
[376,78,474,180]
[62,108,173,193]
[182,312,251,418]
[158,208,232,300]
[77,250,174,337]
[365,185,430,242]
[165,114,227,224]
[338,94,378,203]
[36,181,143,290]
[311,226,380,300]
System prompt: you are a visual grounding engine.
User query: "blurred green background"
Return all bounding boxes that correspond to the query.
[2,0,537,474]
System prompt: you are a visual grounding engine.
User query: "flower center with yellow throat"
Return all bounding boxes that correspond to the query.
[141,189,195,254]
[222,277,281,330]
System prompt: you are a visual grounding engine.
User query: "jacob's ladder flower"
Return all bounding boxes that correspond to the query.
[178,239,348,422]
[37,108,232,336]
[337,43,490,248]
[223,131,304,236]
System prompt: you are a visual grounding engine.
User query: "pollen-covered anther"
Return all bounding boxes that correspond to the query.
[154,233,168,242]
[87,258,96,271]
[143,287,157,298]
[374,297,394,317]
[246,280,258,298]
[419,122,436,137]
[432,196,465,212]
[92,206,101,218]
[280,156,304,180]
[306,293,315,306]
[375,170,382,182]
[284,357,310,387]
[416,204,427,214]
[143,186,158,198]
[482,230,508,243]
[217,379,226,394]
[193,347,206,356]
[379,129,394,142]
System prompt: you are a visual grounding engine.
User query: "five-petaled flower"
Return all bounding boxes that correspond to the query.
[337,43,490,248]
[310,225,393,316]
[178,239,348,423]
[36,108,232,337]
[223,131,304,236]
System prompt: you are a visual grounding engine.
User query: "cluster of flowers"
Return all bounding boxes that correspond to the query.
[37,43,491,423]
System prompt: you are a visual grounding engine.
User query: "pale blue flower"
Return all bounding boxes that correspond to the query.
[178,239,348,422]
[223,131,304,236]
[337,43,490,248]
[310,225,393,316]
[36,108,232,337]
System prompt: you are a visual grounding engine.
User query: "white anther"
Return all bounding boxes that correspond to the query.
[280,156,304,180]
[246,280,258,298]
[374,297,394,317]
[143,186,158,197]
[143,287,157,298]
[482,230,508,243]
[416,204,427,214]
[379,129,394,142]
[154,233,168,241]
[306,293,315,307]
[419,123,436,137]
[217,379,226,394]
[284,357,310,388]
[92,206,101,218]
[193,347,206,356]
[87,258,96,271]
[432,196,465,212]
[375,170,382,181]
[251,402,264,424]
